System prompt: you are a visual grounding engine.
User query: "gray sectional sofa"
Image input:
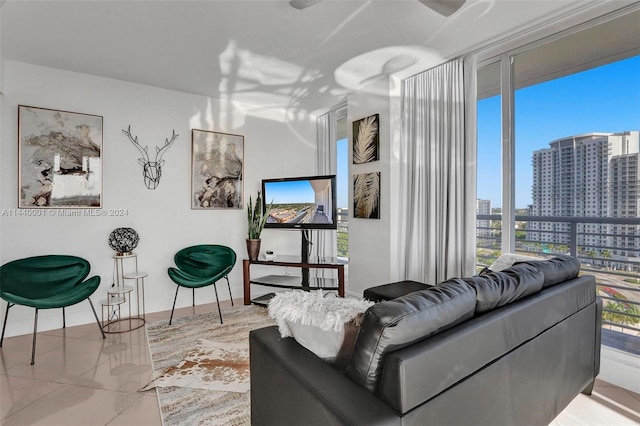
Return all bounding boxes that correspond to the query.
[250,255,602,425]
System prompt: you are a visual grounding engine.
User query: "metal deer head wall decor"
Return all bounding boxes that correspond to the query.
[122,125,178,190]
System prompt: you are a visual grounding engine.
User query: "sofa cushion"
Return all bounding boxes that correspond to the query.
[470,263,545,313]
[516,255,580,288]
[345,280,476,393]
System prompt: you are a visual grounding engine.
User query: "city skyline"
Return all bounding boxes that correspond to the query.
[478,54,640,209]
[526,131,639,260]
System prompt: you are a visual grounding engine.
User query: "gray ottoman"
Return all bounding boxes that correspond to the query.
[363,280,431,303]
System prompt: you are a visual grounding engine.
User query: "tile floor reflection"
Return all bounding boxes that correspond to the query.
[1,300,638,425]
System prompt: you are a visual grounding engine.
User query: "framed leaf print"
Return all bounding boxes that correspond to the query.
[354,172,380,219]
[352,113,379,164]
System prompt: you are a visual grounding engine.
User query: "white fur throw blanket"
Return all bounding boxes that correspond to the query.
[268,290,374,338]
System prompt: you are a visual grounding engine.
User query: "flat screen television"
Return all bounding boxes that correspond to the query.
[262,175,337,230]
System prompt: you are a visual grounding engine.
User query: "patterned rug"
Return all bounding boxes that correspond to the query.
[145,305,275,426]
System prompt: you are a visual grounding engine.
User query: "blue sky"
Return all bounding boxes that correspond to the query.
[478,54,640,208]
[264,180,315,204]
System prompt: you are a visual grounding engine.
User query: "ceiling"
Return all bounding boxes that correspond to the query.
[1,1,635,118]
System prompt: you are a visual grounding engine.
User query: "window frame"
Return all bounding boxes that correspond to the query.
[475,6,640,253]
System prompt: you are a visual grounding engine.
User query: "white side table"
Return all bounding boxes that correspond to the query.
[123,270,147,323]
[101,252,147,333]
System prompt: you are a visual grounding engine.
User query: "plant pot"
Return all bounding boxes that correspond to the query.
[246,238,261,261]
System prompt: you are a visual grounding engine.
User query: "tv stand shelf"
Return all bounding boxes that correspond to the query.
[243,256,345,305]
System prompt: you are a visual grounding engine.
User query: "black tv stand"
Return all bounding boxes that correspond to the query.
[243,252,345,305]
[301,229,310,287]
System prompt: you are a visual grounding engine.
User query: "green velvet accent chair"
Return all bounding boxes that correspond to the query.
[167,245,236,325]
[0,255,105,365]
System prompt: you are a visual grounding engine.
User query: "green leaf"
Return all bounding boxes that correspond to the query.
[246,191,273,239]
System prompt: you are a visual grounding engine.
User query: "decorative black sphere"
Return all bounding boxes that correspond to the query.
[108,227,139,254]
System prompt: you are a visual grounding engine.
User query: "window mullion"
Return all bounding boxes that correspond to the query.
[501,54,516,254]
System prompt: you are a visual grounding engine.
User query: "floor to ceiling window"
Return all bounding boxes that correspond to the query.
[335,111,349,260]
[476,61,503,271]
[514,55,639,261]
[336,135,349,259]
[476,8,640,358]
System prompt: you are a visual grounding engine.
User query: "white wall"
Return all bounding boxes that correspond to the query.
[346,80,393,297]
[0,6,3,96]
[0,60,315,337]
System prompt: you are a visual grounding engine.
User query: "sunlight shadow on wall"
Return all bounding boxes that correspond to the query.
[189,98,219,134]
[200,39,326,147]
[218,40,321,122]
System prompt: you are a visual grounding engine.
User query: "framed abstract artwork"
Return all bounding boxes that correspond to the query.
[191,129,244,209]
[353,172,380,219]
[352,113,379,164]
[18,105,103,208]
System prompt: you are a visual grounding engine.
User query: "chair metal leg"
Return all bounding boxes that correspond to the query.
[169,286,180,325]
[31,308,39,365]
[192,288,195,307]
[0,302,12,348]
[213,283,223,324]
[225,276,234,306]
[63,307,66,328]
[87,298,106,339]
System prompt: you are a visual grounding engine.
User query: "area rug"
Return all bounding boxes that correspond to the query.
[144,338,251,393]
[145,305,275,426]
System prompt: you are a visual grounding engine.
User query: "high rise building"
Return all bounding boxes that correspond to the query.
[609,150,640,260]
[476,199,492,238]
[527,131,639,266]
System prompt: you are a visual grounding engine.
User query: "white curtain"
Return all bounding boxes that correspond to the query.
[313,106,343,260]
[397,57,477,284]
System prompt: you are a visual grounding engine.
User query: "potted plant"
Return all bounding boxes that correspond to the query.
[246,191,272,261]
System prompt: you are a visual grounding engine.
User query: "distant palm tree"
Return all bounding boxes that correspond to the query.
[601,250,612,268]
[602,300,639,331]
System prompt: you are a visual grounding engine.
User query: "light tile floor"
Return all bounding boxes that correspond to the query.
[1,300,639,426]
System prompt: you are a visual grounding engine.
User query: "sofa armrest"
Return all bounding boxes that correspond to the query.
[582,297,603,395]
[250,326,400,426]
[595,297,603,376]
